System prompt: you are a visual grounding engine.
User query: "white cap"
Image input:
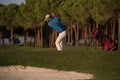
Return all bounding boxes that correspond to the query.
[44,14,50,21]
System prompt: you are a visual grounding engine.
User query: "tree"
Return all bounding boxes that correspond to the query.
[0,4,5,45]
[17,3,34,46]
[118,13,120,46]
[116,0,120,46]
[2,4,19,45]
[19,0,52,47]
[58,0,91,46]
[0,0,120,47]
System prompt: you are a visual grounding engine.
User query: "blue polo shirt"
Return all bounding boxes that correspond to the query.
[48,17,65,33]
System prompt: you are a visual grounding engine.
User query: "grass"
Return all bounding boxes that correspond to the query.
[0,45,120,80]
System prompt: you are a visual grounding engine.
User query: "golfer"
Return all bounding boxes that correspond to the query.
[44,13,67,51]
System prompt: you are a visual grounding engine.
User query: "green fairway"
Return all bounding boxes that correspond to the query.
[0,46,120,80]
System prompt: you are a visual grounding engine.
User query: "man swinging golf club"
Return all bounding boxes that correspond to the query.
[44,13,67,51]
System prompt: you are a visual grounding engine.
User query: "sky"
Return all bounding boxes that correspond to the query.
[0,0,25,5]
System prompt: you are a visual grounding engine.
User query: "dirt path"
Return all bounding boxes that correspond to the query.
[0,65,94,80]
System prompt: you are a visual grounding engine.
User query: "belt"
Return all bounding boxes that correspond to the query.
[60,29,66,33]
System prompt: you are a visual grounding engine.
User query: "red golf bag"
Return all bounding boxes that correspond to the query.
[101,36,118,51]
[94,28,118,51]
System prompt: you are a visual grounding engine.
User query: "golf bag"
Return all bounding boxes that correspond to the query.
[94,28,118,51]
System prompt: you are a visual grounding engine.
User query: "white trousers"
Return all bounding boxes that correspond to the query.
[55,30,67,51]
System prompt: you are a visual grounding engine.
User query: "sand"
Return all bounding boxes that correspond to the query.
[0,65,94,80]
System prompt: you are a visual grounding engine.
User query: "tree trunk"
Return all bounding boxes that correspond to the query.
[118,13,120,46]
[10,27,14,46]
[55,31,58,41]
[104,24,108,36]
[34,28,37,47]
[67,25,70,46]
[88,24,91,46]
[40,27,43,47]
[49,30,52,47]
[35,27,42,48]
[108,20,111,38]
[96,22,98,28]
[33,29,36,47]
[51,31,55,47]
[95,22,99,47]
[84,24,88,47]
[0,32,2,45]
[50,30,55,47]
[71,25,73,46]
[82,27,84,46]
[92,24,96,47]
[24,30,28,46]
[109,20,112,39]
[76,23,79,46]
[37,27,40,47]
[111,18,115,40]
[73,23,79,46]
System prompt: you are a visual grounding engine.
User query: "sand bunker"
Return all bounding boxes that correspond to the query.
[0,65,94,80]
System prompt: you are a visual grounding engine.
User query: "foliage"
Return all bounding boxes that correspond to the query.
[5,4,19,28]
[88,0,118,24]
[0,5,6,26]
[0,0,120,46]
[0,0,120,28]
